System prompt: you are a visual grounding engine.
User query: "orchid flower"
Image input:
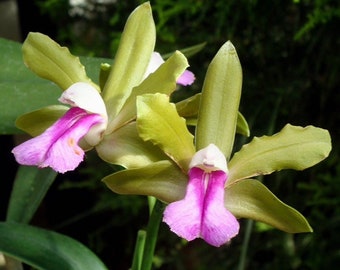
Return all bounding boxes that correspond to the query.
[163,144,239,247]
[145,52,195,86]
[103,42,331,247]
[12,3,196,174]
[12,83,107,173]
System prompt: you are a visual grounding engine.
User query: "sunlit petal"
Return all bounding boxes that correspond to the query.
[59,82,107,118]
[12,107,103,173]
[163,167,204,241]
[201,170,239,247]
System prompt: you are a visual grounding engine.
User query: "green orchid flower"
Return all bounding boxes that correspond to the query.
[12,2,196,173]
[103,41,332,246]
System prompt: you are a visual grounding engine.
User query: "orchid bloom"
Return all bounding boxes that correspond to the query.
[12,54,195,174]
[163,144,239,247]
[145,52,195,86]
[12,82,108,174]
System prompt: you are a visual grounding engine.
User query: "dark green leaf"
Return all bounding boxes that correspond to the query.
[0,222,108,270]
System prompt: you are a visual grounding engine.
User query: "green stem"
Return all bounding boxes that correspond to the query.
[131,230,147,270]
[140,199,164,270]
[237,219,253,270]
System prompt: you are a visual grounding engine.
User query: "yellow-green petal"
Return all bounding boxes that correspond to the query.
[102,2,156,123]
[196,41,242,159]
[225,179,313,233]
[136,93,195,172]
[22,32,98,91]
[97,122,167,169]
[102,160,187,203]
[228,124,332,183]
[15,105,68,137]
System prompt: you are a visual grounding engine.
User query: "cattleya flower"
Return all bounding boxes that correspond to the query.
[103,41,331,247]
[163,144,239,247]
[12,83,107,173]
[12,52,194,173]
[146,52,195,86]
[11,3,196,174]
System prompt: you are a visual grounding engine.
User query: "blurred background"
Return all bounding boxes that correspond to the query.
[0,0,339,269]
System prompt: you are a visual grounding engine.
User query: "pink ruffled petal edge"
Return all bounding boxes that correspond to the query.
[163,167,204,241]
[201,170,239,247]
[12,107,103,173]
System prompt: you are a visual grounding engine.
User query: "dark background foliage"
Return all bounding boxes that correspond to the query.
[1,0,339,269]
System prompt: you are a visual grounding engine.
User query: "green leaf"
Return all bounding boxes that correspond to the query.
[225,179,313,233]
[22,32,99,91]
[15,105,68,136]
[162,42,206,59]
[97,122,168,168]
[0,222,108,270]
[228,124,332,183]
[137,93,195,171]
[103,160,187,203]
[102,2,156,123]
[6,166,57,224]
[107,51,189,132]
[195,41,242,159]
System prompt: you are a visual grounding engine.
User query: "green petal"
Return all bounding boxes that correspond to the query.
[97,122,167,168]
[176,93,249,136]
[0,222,108,270]
[102,2,155,123]
[225,179,313,233]
[228,124,332,183]
[195,41,242,159]
[103,160,187,203]
[22,32,98,91]
[108,51,189,132]
[137,93,195,172]
[175,93,201,119]
[15,105,68,136]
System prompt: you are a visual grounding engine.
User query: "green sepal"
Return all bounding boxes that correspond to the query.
[22,32,99,91]
[195,41,242,159]
[97,122,168,169]
[102,160,187,203]
[107,51,189,133]
[15,105,68,136]
[136,93,195,172]
[0,222,108,270]
[225,179,313,233]
[99,63,111,90]
[228,124,332,183]
[175,93,201,119]
[102,2,156,122]
[176,93,250,136]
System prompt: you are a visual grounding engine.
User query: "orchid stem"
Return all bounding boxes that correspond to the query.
[140,199,163,270]
[238,219,253,270]
[131,230,146,270]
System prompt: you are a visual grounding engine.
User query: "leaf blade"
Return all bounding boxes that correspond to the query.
[0,222,108,270]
